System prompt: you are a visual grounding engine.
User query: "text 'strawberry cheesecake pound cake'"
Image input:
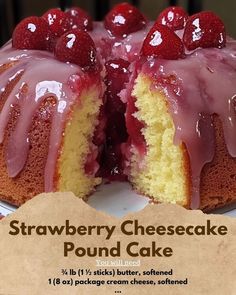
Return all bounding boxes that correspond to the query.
[0,3,236,212]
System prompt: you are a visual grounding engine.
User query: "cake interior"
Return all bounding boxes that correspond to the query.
[57,86,102,197]
[127,75,188,206]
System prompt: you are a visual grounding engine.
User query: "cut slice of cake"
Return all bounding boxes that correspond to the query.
[123,10,236,211]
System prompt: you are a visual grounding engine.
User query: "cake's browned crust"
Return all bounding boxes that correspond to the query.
[182,114,236,211]
[0,65,57,206]
[181,143,191,209]
[199,115,236,211]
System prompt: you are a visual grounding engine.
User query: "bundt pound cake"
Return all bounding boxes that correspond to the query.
[1,3,236,212]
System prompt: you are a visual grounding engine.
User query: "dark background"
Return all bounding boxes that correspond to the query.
[1,0,235,46]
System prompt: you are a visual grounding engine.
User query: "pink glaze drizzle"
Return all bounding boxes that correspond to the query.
[0,43,97,192]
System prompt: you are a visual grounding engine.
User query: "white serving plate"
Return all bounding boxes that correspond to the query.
[0,182,236,218]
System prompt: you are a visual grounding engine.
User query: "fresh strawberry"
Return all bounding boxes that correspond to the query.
[54,29,97,69]
[42,8,70,37]
[12,16,51,50]
[104,2,147,37]
[157,6,188,30]
[65,7,93,31]
[183,11,226,50]
[141,23,184,59]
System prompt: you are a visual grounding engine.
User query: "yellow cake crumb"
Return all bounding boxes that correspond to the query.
[129,74,189,206]
[57,86,102,197]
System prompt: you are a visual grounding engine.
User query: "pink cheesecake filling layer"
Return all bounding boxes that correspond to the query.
[90,22,150,180]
